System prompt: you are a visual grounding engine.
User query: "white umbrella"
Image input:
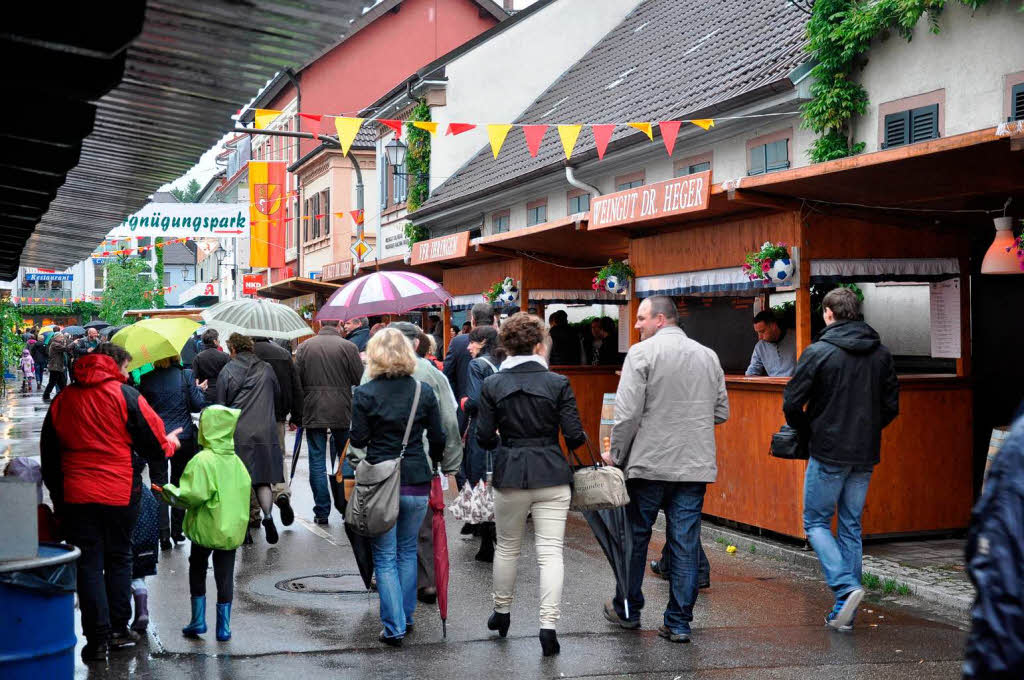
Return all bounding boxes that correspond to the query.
[316,271,452,321]
[201,298,313,341]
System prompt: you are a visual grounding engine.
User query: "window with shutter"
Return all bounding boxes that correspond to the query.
[910,104,939,143]
[379,154,388,210]
[883,111,910,148]
[322,190,330,237]
[1012,83,1024,122]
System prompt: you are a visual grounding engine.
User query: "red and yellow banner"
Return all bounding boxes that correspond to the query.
[248,161,288,269]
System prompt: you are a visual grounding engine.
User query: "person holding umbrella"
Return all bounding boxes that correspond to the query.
[348,328,446,647]
[216,333,285,544]
[475,313,587,657]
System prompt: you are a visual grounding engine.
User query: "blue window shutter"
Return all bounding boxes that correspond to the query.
[748,144,766,175]
[1012,83,1024,122]
[883,111,911,148]
[910,104,939,143]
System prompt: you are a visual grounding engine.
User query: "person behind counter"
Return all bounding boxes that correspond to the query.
[745,310,796,377]
[586,317,620,365]
[547,310,581,366]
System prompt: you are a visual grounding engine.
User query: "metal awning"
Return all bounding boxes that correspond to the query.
[2,1,373,280]
[256,276,340,301]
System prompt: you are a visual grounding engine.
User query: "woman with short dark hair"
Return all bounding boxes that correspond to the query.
[476,313,586,656]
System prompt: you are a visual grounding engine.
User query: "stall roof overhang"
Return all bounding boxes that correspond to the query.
[471,215,629,266]
[256,276,340,301]
[3,1,376,281]
[354,254,444,281]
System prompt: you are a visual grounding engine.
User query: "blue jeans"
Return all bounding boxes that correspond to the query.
[306,428,348,520]
[34,363,44,385]
[614,479,706,635]
[372,494,429,638]
[803,457,873,601]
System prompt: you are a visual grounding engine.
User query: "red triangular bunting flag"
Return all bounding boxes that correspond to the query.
[350,209,364,225]
[446,122,476,136]
[299,113,323,123]
[380,119,404,138]
[659,121,682,156]
[592,124,615,160]
[522,125,548,157]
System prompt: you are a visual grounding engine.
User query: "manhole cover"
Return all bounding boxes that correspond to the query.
[276,573,368,594]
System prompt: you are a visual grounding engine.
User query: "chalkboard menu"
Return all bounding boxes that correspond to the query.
[677,296,758,374]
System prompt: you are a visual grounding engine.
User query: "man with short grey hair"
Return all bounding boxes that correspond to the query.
[602,295,728,643]
[343,317,370,352]
[784,286,898,632]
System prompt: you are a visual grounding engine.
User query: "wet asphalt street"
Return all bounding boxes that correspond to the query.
[1,382,969,679]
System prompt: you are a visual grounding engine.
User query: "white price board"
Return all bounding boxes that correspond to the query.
[929,279,961,359]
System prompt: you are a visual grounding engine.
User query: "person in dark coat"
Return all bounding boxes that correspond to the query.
[585,316,620,365]
[463,325,506,562]
[547,310,580,366]
[138,355,207,546]
[192,328,230,401]
[30,334,48,387]
[42,332,72,401]
[252,337,303,526]
[343,317,371,352]
[216,333,285,544]
[962,409,1024,679]
[476,313,586,657]
[348,328,446,646]
[783,287,899,632]
[294,320,364,524]
[445,303,494,489]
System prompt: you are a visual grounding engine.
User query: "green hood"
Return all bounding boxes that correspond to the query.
[198,405,241,453]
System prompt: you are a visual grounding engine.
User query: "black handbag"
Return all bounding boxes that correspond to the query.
[770,424,808,460]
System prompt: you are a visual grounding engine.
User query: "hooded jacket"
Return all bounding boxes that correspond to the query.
[783,320,899,467]
[47,334,71,371]
[40,353,176,507]
[161,405,252,550]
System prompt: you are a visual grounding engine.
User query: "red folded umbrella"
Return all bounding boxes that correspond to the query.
[429,472,450,638]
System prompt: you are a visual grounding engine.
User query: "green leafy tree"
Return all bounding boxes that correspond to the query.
[170,178,202,203]
[154,237,166,308]
[0,298,24,378]
[405,100,431,211]
[100,257,154,324]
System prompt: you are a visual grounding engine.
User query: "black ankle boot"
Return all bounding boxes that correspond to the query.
[539,628,560,656]
[475,523,495,563]
[487,611,510,638]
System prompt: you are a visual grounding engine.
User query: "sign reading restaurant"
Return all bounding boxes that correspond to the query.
[108,203,251,239]
[588,170,711,230]
[411,232,470,266]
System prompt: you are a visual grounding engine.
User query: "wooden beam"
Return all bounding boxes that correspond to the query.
[795,223,812,356]
[727,190,803,213]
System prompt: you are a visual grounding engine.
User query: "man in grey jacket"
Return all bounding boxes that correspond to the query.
[602,296,729,643]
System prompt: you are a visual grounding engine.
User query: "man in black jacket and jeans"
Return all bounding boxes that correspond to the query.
[783,287,899,633]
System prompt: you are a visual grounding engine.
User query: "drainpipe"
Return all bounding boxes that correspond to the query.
[284,68,302,278]
[346,149,365,265]
[565,165,601,197]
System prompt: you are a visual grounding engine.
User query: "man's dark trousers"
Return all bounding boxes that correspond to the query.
[43,369,66,399]
[613,478,706,635]
[657,541,711,586]
[64,502,139,643]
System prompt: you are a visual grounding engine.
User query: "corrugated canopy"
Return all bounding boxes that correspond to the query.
[2,1,373,280]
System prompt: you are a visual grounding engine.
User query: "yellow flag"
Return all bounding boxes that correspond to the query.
[557,125,582,160]
[334,117,365,155]
[255,109,283,130]
[486,124,513,159]
[412,121,439,135]
[690,119,715,131]
[628,122,653,140]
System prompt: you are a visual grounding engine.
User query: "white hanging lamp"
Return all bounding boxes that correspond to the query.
[980,216,1022,274]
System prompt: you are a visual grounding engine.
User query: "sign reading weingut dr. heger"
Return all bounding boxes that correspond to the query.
[588,170,711,230]
[108,203,250,238]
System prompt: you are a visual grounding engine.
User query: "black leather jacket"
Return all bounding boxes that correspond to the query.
[476,361,586,489]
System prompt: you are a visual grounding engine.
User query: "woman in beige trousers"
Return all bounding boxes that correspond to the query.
[475,313,587,656]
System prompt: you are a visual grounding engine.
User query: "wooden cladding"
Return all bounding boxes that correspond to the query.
[443,259,522,296]
[805,214,968,260]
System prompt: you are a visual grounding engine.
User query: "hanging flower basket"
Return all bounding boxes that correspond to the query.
[483,277,519,304]
[594,259,635,296]
[743,242,793,284]
[297,303,315,321]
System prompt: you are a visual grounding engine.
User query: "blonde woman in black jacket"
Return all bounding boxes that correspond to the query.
[475,313,586,657]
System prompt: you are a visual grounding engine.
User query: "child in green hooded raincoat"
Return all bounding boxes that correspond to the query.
[160,404,250,642]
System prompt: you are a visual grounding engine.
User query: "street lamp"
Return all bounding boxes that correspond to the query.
[383,138,427,183]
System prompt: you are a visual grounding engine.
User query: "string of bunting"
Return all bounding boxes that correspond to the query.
[253,108,797,160]
[250,209,363,227]
[12,284,178,305]
[95,237,195,258]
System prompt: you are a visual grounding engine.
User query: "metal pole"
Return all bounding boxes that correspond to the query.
[233,238,239,300]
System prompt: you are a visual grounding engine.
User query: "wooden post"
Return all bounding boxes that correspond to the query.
[628,293,640,346]
[956,256,971,377]
[442,303,452,356]
[794,222,812,356]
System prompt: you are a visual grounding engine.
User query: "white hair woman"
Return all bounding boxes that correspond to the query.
[348,328,446,646]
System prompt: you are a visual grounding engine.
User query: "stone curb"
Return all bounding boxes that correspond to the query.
[647,513,973,615]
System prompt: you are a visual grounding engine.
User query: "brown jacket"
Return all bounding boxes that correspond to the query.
[294,326,364,429]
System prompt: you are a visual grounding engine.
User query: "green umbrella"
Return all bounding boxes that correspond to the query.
[112,317,200,372]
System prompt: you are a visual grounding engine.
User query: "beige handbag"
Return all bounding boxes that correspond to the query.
[569,438,630,511]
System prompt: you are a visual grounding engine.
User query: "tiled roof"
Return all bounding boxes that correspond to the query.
[415,0,809,216]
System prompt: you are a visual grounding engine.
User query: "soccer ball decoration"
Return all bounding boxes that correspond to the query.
[604,275,625,294]
[594,259,635,296]
[767,258,794,284]
[499,277,519,304]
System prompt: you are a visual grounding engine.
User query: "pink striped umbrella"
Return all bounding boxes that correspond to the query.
[316,270,452,321]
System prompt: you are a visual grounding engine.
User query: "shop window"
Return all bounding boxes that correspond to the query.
[567,190,590,214]
[526,199,547,226]
[1011,82,1024,122]
[379,153,388,211]
[615,171,644,191]
[675,160,710,177]
[492,210,510,234]
[320,189,330,237]
[883,104,939,148]
[748,139,789,176]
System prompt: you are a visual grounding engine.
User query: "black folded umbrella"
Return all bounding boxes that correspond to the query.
[583,506,634,619]
[329,456,374,591]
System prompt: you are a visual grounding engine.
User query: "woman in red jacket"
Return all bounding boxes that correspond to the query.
[41,343,182,664]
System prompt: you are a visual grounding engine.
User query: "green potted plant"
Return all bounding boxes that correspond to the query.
[482,277,518,304]
[743,241,793,284]
[594,259,635,295]
[297,303,315,321]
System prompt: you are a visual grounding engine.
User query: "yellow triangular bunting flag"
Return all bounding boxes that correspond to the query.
[486,124,513,159]
[334,117,365,155]
[412,121,439,135]
[628,122,653,140]
[255,109,283,130]
[690,119,715,131]
[557,125,583,160]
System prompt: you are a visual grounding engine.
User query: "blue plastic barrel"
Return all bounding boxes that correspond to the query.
[0,543,80,680]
